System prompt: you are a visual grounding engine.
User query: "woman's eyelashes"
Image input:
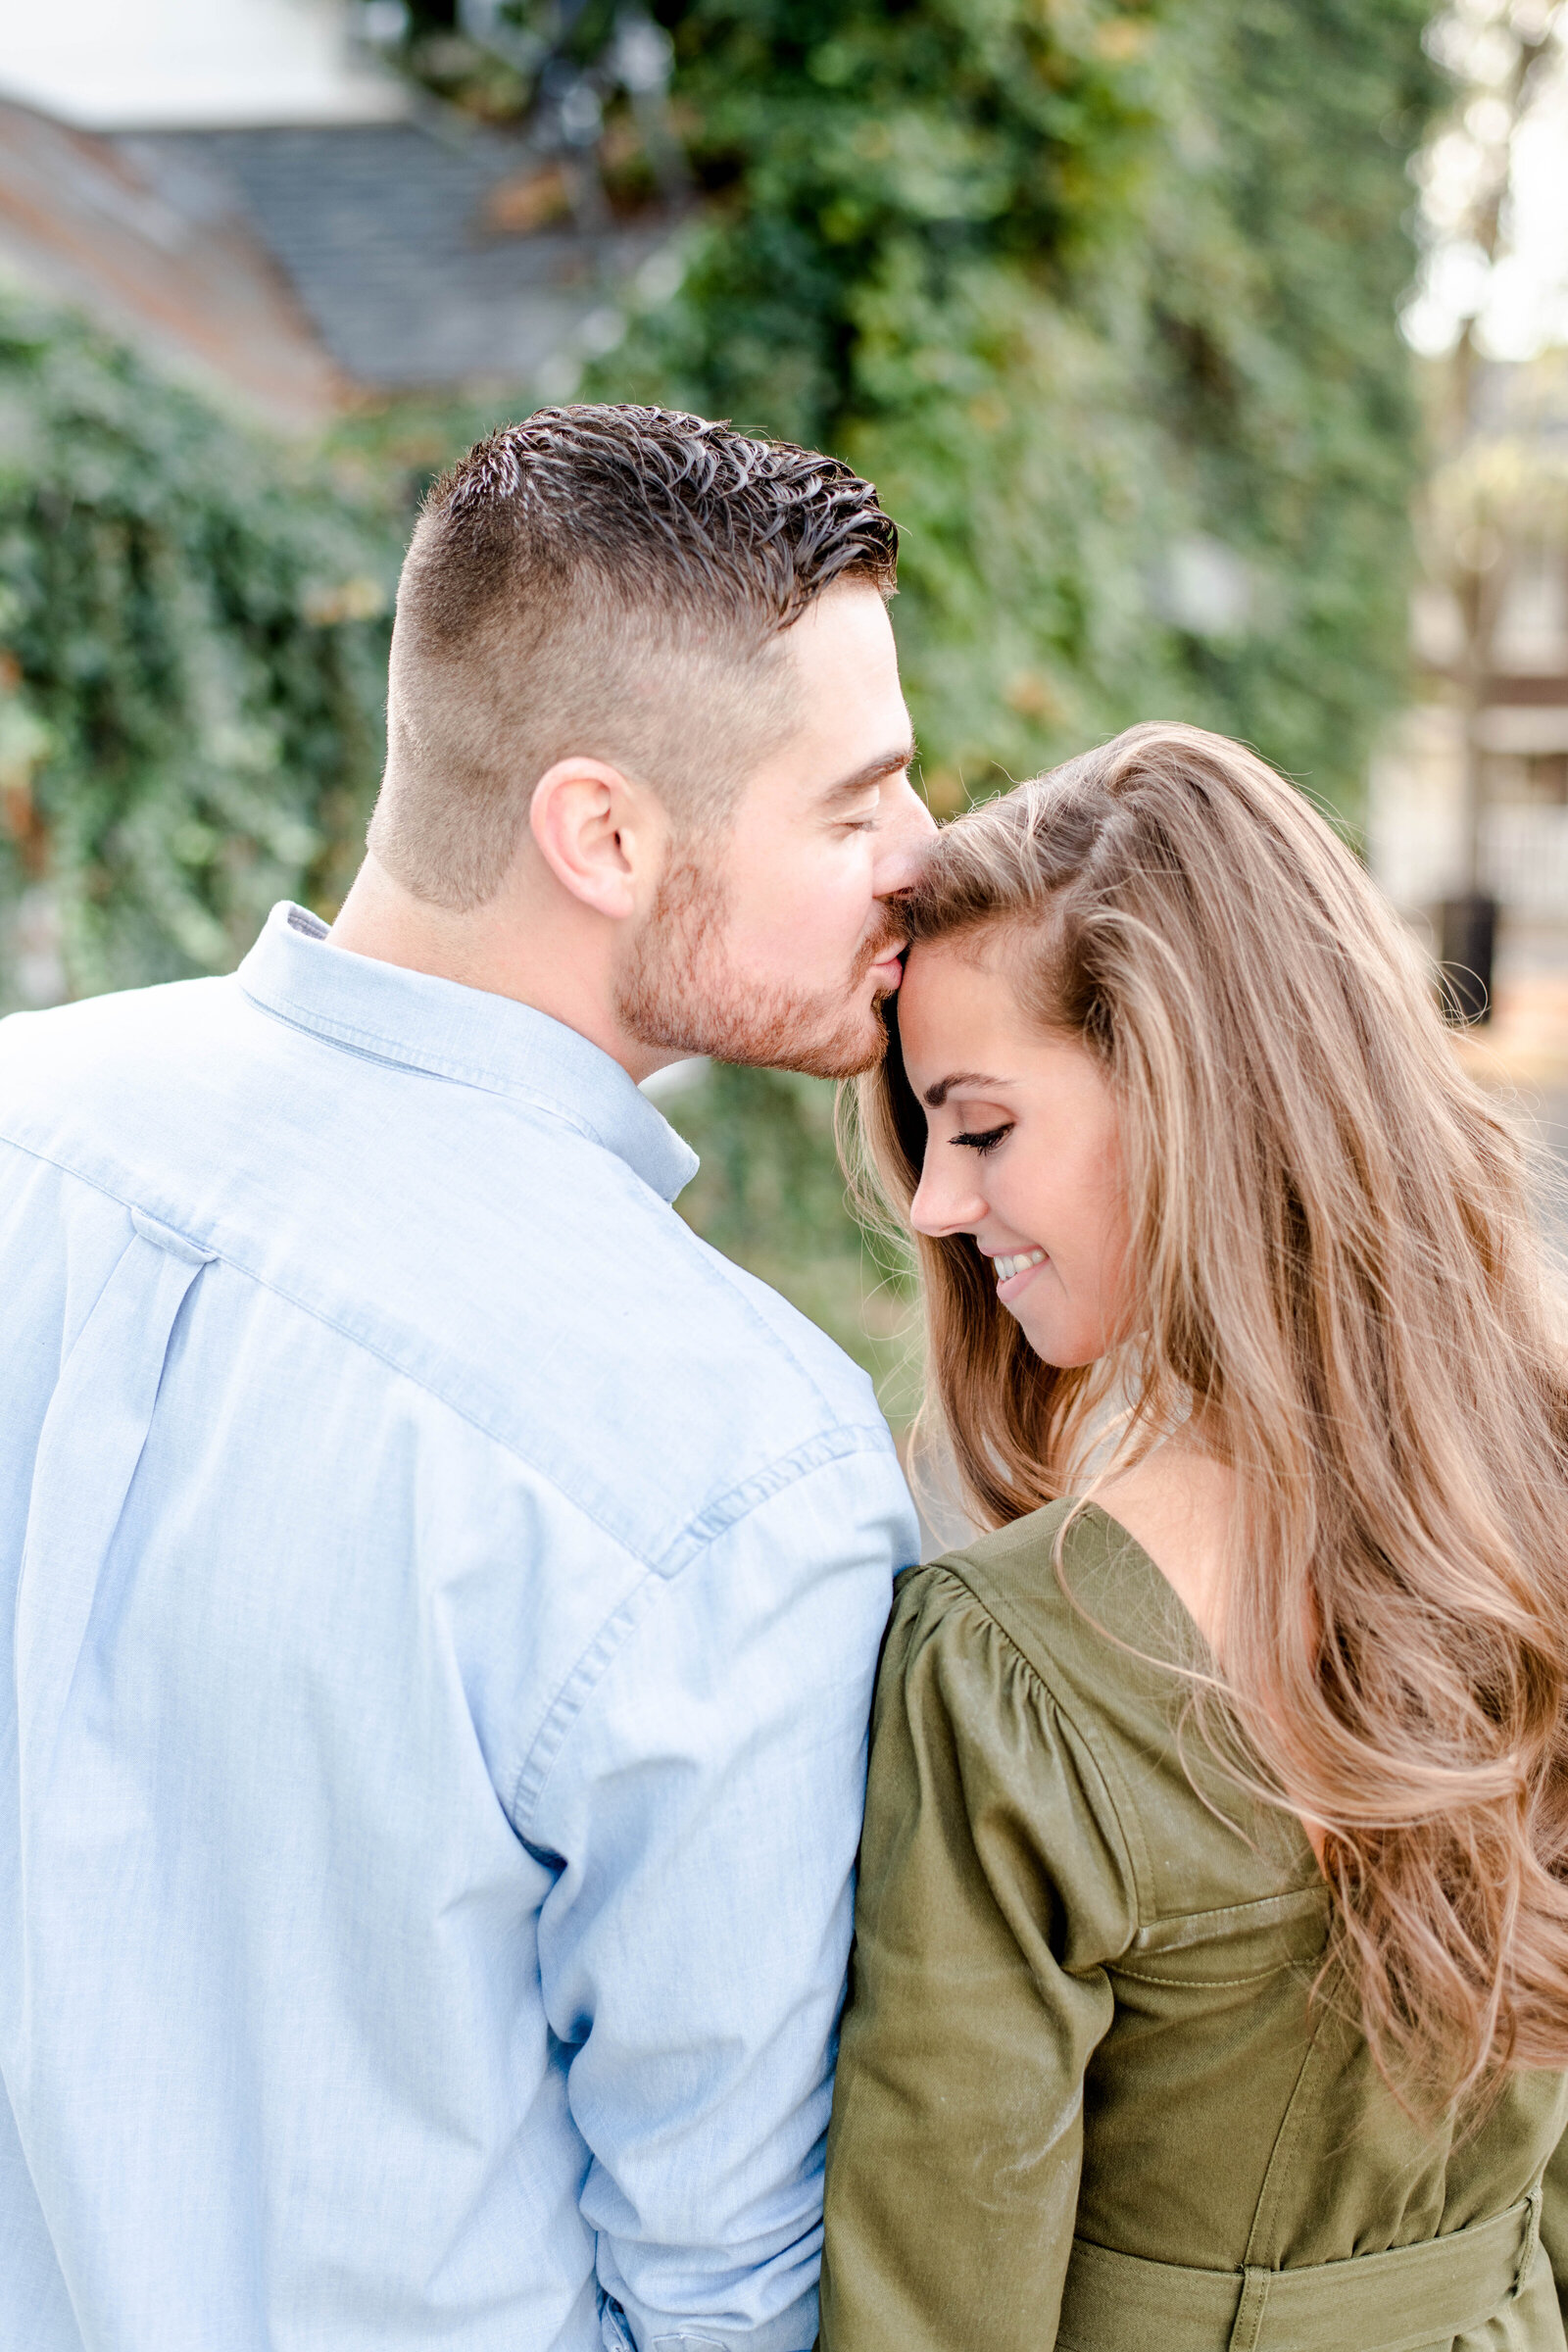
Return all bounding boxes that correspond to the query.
[952,1121,1013,1155]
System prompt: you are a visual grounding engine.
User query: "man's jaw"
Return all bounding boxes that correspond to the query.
[617,864,910,1077]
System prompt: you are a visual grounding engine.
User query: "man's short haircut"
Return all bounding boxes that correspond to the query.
[368,404,899,910]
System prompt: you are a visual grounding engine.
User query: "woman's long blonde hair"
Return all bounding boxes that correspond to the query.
[850,719,1568,2101]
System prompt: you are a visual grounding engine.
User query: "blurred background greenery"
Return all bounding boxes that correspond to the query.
[0,0,1504,1414]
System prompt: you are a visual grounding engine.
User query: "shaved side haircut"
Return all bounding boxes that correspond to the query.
[368,404,900,911]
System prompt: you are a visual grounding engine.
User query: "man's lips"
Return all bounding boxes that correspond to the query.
[864,936,908,987]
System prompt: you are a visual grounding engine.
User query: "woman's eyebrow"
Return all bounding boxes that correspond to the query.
[923,1071,1009,1108]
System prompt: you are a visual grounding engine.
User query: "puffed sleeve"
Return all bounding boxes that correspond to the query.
[818,1562,1139,2352]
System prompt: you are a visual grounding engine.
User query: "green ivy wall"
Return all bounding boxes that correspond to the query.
[0,2,1441,1405]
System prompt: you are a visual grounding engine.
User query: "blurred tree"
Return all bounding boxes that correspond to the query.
[0,300,395,1006]
[580,0,1443,1402]
[588,0,1440,819]
[391,4,1438,815]
[1399,0,1565,1018]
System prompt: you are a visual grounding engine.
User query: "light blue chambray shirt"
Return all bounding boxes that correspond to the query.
[0,902,917,2352]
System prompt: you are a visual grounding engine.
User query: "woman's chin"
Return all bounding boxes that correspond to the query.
[1010,1308,1105,1371]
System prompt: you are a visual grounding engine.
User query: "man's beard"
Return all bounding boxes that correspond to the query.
[616,852,904,1080]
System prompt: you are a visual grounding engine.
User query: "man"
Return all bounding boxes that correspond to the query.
[0,407,931,2352]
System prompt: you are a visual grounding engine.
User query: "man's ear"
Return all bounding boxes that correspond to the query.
[528,757,666,921]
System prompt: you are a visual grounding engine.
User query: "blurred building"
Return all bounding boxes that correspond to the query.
[0,0,664,429]
[1369,355,1568,929]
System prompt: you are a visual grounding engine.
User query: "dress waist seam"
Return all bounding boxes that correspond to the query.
[1055,2185,1543,2352]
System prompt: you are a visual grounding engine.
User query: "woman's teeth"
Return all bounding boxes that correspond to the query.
[993,1250,1046,1283]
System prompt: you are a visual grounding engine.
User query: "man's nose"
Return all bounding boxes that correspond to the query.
[872,775,938,896]
[909,1155,987,1240]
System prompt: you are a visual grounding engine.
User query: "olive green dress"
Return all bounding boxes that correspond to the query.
[819,1499,1568,2352]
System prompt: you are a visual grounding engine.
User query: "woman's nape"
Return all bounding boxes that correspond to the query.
[846,717,1568,2107]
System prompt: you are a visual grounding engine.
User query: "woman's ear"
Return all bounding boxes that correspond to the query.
[528,758,668,922]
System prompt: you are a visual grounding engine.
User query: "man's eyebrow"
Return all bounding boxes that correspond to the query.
[923,1072,1010,1108]
[817,741,917,805]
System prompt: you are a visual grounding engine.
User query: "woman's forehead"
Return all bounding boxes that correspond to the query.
[898,944,1043,1076]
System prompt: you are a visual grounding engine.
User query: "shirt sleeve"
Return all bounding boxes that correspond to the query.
[818,1562,1138,2352]
[523,1440,917,2352]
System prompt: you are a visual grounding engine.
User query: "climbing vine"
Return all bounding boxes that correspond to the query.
[0,299,395,1006]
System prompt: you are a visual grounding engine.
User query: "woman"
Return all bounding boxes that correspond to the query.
[820,721,1568,2352]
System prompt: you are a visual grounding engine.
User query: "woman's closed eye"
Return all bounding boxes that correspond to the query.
[952,1122,1013,1154]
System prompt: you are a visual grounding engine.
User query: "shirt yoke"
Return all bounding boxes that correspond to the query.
[0,979,898,1581]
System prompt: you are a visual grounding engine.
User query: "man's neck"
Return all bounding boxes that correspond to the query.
[327,855,674,1083]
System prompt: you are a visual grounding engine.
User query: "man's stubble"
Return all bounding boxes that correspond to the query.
[616,850,904,1082]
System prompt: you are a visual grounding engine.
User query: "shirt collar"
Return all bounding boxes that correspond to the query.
[237,902,700,1204]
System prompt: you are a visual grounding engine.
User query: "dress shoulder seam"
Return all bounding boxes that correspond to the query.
[906,1558,1148,1936]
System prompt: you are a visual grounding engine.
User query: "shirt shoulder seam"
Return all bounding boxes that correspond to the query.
[0,1131,903,1846]
[513,1423,905,1840]
[0,1134,625,1550]
[0,1131,890,1570]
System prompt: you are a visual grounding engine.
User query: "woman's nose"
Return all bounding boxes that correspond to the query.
[909,1155,987,1240]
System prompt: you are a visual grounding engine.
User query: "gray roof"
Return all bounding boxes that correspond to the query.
[0,98,347,429]
[121,122,661,391]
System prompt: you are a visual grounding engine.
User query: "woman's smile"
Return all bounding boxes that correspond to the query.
[987,1247,1047,1298]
